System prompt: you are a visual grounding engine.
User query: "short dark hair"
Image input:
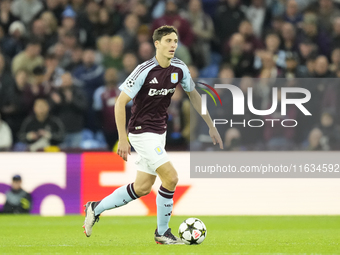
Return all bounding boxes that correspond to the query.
[152,25,178,42]
[27,38,41,46]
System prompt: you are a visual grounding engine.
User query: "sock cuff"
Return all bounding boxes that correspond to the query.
[158,185,174,199]
[127,183,139,200]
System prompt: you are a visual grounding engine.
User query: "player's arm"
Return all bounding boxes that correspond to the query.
[186,89,223,149]
[115,91,132,161]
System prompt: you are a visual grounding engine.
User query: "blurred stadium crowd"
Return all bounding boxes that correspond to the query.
[0,0,340,152]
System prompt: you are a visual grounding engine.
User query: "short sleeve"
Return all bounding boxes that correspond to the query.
[180,64,195,93]
[119,63,153,99]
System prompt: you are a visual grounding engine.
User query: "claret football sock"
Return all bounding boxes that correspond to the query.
[156,185,174,235]
[94,183,139,216]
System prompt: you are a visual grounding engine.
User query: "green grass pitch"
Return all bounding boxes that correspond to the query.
[0,215,339,254]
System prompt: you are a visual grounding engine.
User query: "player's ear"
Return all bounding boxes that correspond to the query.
[154,40,159,49]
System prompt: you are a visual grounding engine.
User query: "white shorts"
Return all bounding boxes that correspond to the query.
[128,132,169,176]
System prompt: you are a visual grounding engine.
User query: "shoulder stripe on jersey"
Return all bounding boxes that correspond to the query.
[131,59,153,75]
[171,59,185,66]
[131,60,153,78]
[171,61,185,67]
[132,61,155,79]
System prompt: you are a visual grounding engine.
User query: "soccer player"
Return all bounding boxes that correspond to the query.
[83,25,223,244]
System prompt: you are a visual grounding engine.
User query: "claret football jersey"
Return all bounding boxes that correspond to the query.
[119,56,195,134]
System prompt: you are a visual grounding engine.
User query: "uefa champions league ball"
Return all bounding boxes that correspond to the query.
[178,218,207,245]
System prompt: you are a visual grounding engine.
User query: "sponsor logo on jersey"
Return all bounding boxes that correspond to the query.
[171,73,178,83]
[149,77,158,84]
[148,88,176,96]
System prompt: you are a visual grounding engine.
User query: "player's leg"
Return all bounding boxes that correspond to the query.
[83,171,156,237]
[155,161,178,234]
[133,170,157,197]
[154,161,184,244]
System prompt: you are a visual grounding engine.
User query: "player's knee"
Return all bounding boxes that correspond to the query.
[167,175,178,190]
[134,185,152,197]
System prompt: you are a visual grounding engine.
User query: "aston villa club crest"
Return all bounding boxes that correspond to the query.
[171,73,178,83]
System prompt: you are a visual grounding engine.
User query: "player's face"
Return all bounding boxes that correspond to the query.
[157,32,178,59]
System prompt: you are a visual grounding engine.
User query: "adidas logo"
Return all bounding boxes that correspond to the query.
[149,77,158,84]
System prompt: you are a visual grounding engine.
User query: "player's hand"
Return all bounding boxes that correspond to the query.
[209,127,223,149]
[117,139,131,161]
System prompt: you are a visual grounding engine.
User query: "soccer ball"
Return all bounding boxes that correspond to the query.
[178,218,207,245]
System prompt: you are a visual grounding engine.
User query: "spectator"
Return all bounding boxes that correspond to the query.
[102,36,124,70]
[40,12,59,52]
[22,66,52,111]
[96,8,116,37]
[257,51,282,78]
[138,41,155,63]
[152,0,194,47]
[185,0,214,68]
[331,17,340,48]
[318,0,340,33]
[0,113,12,151]
[280,22,298,53]
[96,35,111,64]
[136,25,151,44]
[244,0,271,39]
[60,7,78,38]
[71,0,86,14]
[235,76,263,150]
[12,40,44,82]
[73,49,104,131]
[19,98,65,151]
[298,12,332,57]
[30,19,48,54]
[255,32,286,70]
[64,45,83,72]
[93,68,120,149]
[43,0,64,24]
[297,39,318,65]
[263,88,298,150]
[283,0,303,26]
[1,21,26,59]
[329,48,340,72]
[297,55,316,77]
[2,175,32,214]
[131,1,152,24]
[0,0,17,35]
[223,33,254,77]
[214,0,245,50]
[1,70,30,143]
[50,72,87,149]
[281,51,300,78]
[307,110,340,150]
[61,31,78,56]
[119,52,139,84]
[10,0,44,26]
[43,53,65,87]
[102,0,123,35]
[117,14,140,52]
[0,53,16,113]
[77,0,101,48]
[313,55,335,78]
[238,20,264,54]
